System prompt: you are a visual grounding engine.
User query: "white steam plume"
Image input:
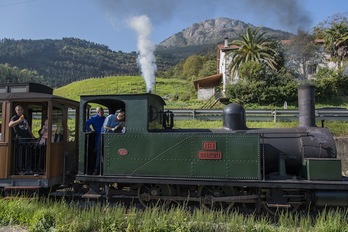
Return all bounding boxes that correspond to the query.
[128,15,157,93]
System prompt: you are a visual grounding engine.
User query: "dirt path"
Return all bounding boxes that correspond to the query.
[0,226,28,232]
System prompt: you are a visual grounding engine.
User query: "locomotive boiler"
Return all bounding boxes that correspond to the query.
[224,84,337,178]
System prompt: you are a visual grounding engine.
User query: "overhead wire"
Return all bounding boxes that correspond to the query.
[0,0,39,8]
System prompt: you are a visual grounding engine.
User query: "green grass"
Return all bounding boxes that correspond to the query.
[55,75,348,109]
[2,197,348,232]
[54,76,201,108]
[175,120,348,136]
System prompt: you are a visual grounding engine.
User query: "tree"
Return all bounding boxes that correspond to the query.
[0,63,45,84]
[182,55,203,80]
[226,65,298,106]
[238,61,266,81]
[228,27,282,79]
[198,59,217,77]
[324,22,348,69]
[313,13,348,69]
[284,30,319,80]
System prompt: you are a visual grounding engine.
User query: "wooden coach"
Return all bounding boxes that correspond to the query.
[0,83,79,192]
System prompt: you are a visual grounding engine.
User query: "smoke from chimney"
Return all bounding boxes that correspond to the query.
[128,15,157,93]
[97,0,313,36]
[243,0,312,32]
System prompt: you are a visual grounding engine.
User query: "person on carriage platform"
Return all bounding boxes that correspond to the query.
[9,105,33,139]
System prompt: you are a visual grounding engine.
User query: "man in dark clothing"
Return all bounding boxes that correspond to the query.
[9,105,33,139]
[86,106,105,175]
[9,105,34,174]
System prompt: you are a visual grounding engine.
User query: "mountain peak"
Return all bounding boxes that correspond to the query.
[158,17,292,48]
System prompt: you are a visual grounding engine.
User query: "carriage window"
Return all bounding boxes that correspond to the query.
[148,105,166,129]
[33,111,43,139]
[52,108,63,142]
[68,107,77,142]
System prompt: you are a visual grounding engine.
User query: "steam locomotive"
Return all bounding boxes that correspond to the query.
[0,82,347,214]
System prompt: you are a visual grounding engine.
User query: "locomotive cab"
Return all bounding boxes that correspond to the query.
[0,83,79,192]
[79,93,168,175]
[78,93,260,181]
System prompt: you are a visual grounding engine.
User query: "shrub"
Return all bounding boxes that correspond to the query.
[29,209,55,232]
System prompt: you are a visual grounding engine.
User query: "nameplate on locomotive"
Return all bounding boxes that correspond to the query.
[198,151,222,160]
[202,141,216,150]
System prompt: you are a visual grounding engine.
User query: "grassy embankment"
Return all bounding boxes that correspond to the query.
[1,197,348,232]
[54,75,348,136]
[54,75,201,108]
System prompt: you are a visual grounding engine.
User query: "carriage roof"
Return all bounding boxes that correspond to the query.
[0,83,78,104]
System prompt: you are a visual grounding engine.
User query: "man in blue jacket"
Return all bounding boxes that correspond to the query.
[102,109,125,133]
[86,106,105,175]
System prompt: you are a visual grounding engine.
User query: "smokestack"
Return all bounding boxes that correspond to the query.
[298,84,316,127]
[224,37,229,48]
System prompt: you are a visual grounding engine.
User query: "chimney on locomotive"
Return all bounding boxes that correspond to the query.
[298,84,316,127]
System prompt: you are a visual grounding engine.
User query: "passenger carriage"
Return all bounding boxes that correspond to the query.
[0,83,79,193]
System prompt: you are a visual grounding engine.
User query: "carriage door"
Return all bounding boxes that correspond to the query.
[0,101,7,178]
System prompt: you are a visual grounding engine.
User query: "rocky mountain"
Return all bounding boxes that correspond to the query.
[158,17,293,48]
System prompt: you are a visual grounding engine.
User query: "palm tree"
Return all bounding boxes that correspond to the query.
[228,27,281,79]
[324,22,348,68]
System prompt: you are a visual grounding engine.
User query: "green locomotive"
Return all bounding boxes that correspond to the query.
[76,84,346,214]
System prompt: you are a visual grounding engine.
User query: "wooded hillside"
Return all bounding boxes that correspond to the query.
[0,18,291,87]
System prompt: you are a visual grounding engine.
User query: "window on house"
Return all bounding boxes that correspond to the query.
[307,64,317,75]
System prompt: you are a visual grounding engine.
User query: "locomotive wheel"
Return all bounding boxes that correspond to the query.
[263,190,301,215]
[137,184,172,208]
[198,185,235,210]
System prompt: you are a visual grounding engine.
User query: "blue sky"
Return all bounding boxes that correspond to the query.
[0,0,347,52]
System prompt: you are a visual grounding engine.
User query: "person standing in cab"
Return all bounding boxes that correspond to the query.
[86,106,105,175]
